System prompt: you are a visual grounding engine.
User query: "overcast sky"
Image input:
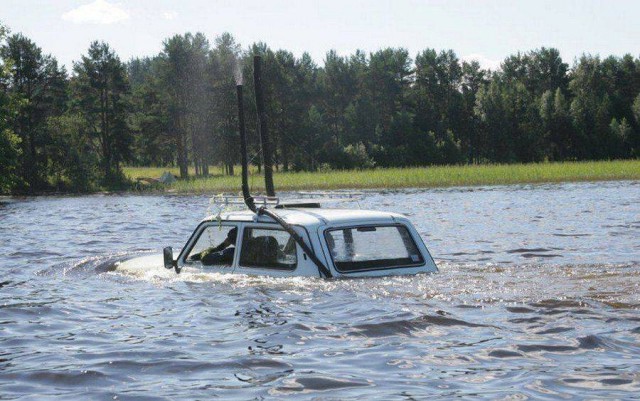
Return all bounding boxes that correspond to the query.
[2,0,639,70]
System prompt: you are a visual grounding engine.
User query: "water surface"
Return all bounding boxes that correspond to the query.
[1,181,639,400]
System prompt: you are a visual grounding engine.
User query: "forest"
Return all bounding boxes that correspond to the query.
[1,22,639,194]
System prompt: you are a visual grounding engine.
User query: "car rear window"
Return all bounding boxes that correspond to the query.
[325,225,424,272]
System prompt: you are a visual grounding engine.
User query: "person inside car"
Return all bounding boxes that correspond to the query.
[189,227,237,265]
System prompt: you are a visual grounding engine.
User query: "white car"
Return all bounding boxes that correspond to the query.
[120,207,438,278]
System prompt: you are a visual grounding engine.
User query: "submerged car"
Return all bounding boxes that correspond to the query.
[118,204,438,278]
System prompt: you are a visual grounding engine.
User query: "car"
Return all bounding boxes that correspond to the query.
[117,204,438,278]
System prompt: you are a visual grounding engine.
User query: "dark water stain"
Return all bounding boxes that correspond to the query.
[350,314,490,338]
[516,344,578,353]
[576,335,608,349]
[506,247,554,253]
[274,376,372,393]
[506,306,535,313]
[535,326,574,334]
[487,349,524,358]
[600,378,634,385]
[520,253,562,258]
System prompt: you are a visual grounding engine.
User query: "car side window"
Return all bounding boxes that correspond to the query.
[239,228,297,270]
[187,225,238,266]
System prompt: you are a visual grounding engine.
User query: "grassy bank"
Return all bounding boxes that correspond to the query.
[124,160,640,193]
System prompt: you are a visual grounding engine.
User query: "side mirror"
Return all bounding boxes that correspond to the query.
[163,247,176,270]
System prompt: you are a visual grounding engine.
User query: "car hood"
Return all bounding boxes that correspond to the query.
[114,253,175,279]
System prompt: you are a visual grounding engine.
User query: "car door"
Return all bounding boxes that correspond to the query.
[179,222,240,272]
[233,223,319,277]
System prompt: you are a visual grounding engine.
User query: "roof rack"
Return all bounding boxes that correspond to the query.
[217,195,280,208]
[205,195,278,219]
[208,191,364,213]
[277,191,364,208]
[289,191,364,200]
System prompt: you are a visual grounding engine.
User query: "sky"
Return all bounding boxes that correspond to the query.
[1,0,639,71]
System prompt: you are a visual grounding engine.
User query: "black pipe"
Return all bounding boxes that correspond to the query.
[253,55,276,197]
[244,60,331,278]
[237,84,256,213]
[257,207,333,278]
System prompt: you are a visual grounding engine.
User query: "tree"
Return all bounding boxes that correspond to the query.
[289,52,322,169]
[632,93,640,155]
[367,48,412,135]
[209,32,241,175]
[0,128,21,192]
[474,78,505,162]
[460,60,488,162]
[526,48,569,95]
[159,33,212,178]
[540,88,575,159]
[413,49,467,153]
[569,55,612,159]
[319,50,359,144]
[127,57,173,166]
[0,33,67,191]
[609,117,632,158]
[71,41,131,185]
[0,23,21,192]
[47,113,97,191]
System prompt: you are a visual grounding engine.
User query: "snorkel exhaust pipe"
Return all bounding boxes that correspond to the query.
[253,55,276,197]
[238,58,331,278]
[237,84,256,213]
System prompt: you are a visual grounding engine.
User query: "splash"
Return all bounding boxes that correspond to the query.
[108,258,640,307]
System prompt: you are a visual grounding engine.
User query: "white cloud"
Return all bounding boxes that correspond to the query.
[62,0,130,24]
[162,11,178,21]
[462,53,502,71]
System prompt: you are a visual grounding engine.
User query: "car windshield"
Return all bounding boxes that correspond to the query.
[325,225,423,272]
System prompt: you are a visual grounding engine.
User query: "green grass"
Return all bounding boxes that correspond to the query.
[124,165,234,179]
[124,160,640,194]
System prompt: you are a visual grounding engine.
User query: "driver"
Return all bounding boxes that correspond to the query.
[189,227,238,265]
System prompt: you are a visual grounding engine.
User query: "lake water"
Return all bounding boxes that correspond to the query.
[1,181,639,400]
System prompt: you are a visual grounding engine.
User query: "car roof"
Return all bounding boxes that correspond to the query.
[203,208,407,227]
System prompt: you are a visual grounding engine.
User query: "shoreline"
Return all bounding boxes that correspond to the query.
[3,160,638,197]
[129,159,640,194]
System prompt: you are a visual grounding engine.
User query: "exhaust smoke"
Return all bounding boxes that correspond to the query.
[234,58,243,86]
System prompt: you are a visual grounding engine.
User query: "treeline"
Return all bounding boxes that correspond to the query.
[1,23,639,193]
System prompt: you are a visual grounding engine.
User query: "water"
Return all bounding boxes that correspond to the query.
[1,181,639,400]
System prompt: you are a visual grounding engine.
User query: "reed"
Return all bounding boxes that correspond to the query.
[124,160,640,193]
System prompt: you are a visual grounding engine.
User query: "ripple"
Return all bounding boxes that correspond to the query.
[487,349,524,358]
[273,375,372,394]
[350,314,489,338]
[516,344,578,353]
[577,335,608,349]
[1,183,639,400]
[23,369,112,386]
